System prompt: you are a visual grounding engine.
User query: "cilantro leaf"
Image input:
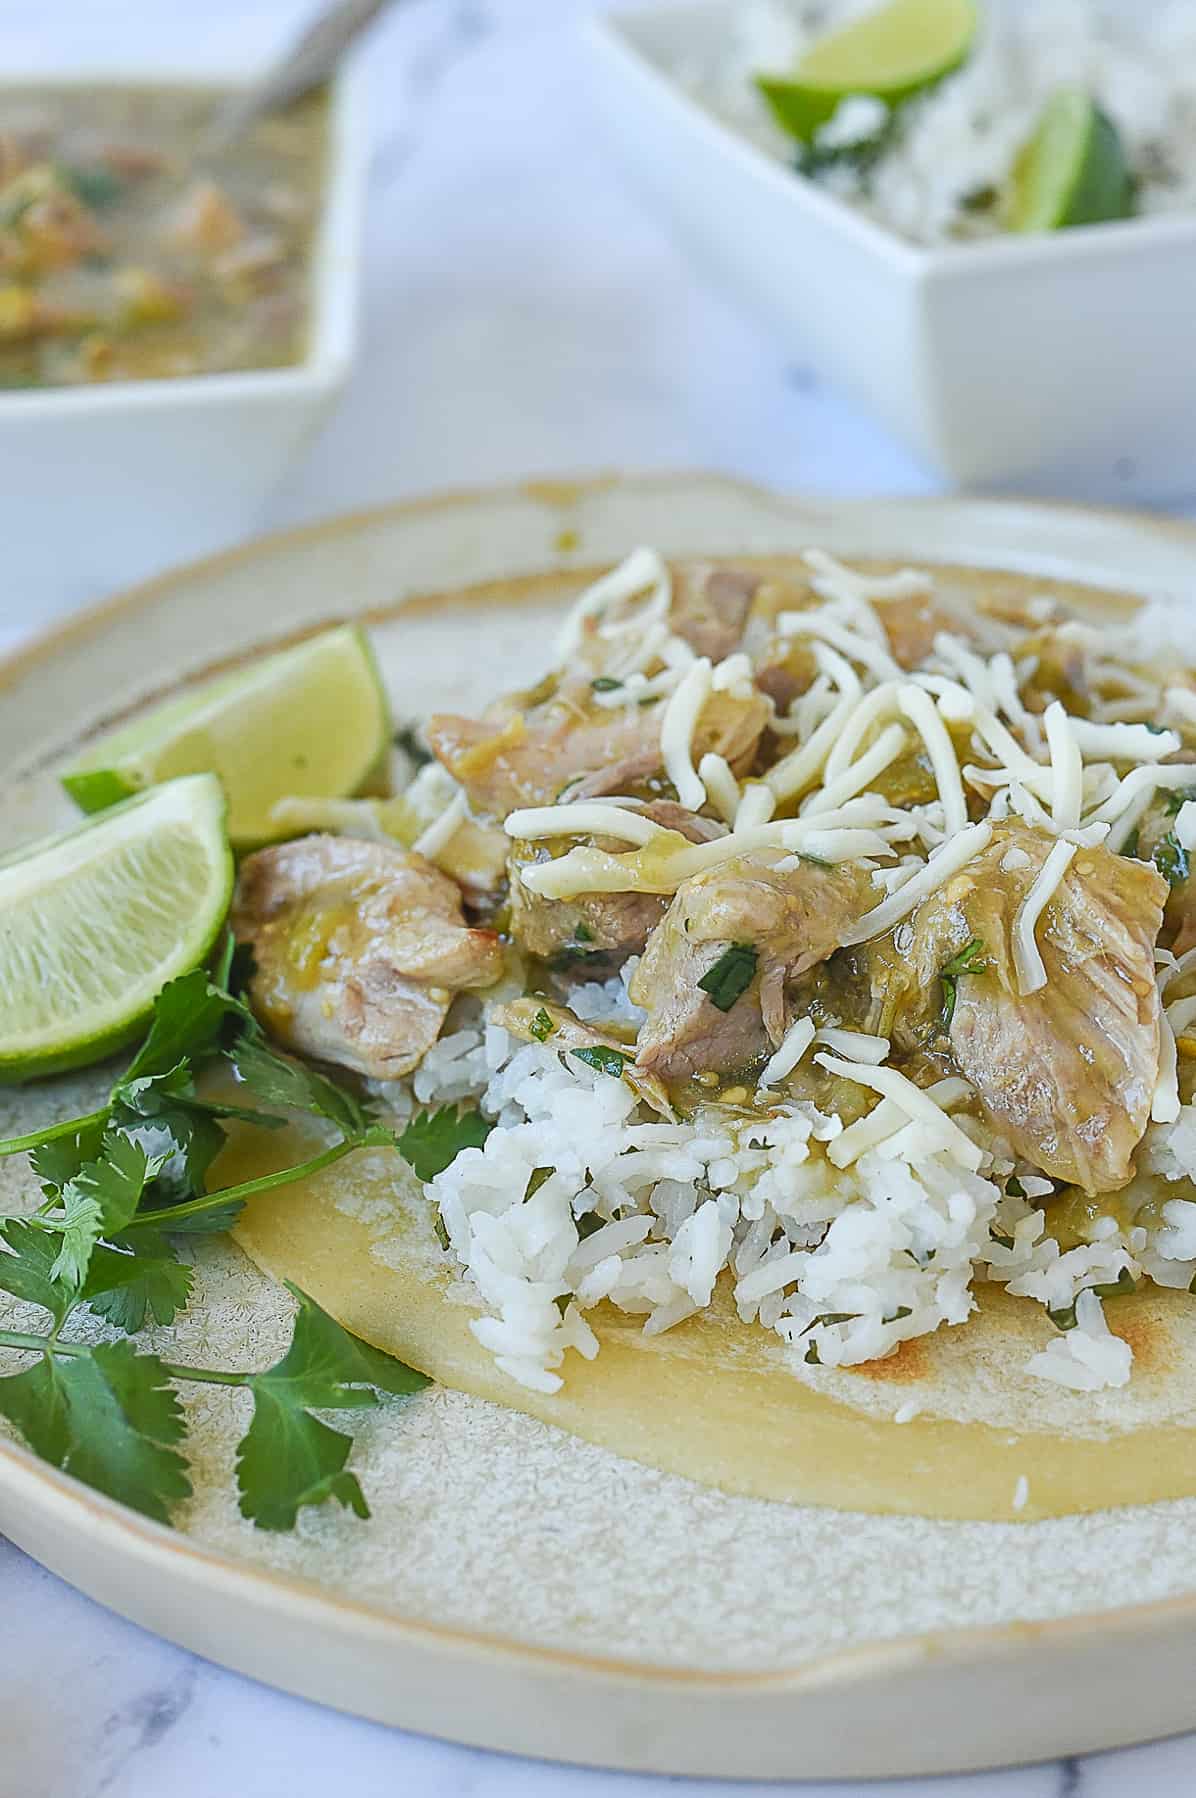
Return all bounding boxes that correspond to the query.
[228,1038,369,1138]
[123,966,249,1084]
[529,1007,555,1042]
[396,1106,492,1181]
[1153,832,1190,888]
[253,1285,428,1408]
[0,1341,190,1523]
[49,1135,155,1286]
[0,1221,78,1324]
[697,943,758,1012]
[571,1044,630,1078]
[84,1238,193,1333]
[29,1119,107,1192]
[235,1285,427,1530]
[939,937,988,1030]
[150,1196,247,1235]
[236,1399,368,1532]
[116,1106,227,1208]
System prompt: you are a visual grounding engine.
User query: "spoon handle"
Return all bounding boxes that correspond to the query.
[212,0,397,146]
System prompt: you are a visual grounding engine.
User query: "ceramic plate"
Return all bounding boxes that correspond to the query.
[3,475,1196,1781]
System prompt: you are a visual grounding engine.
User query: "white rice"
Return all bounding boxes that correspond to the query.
[666,0,1196,246]
[400,1021,1196,1397]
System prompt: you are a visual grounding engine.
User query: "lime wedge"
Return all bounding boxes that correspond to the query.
[62,625,392,850]
[1005,87,1134,233]
[756,0,977,141]
[0,773,232,1081]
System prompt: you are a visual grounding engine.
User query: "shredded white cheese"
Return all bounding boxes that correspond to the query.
[659,657,712,812]
[1044,702,1083,831]
[813,1052,984,1172]
[816,1027,890,1064]
[897,683,967,836]
[503,802,668,847]
[765,645,862,801]
[800,721,906,819]
[1067,719,1180,762]
[1175,800,1196,852]
[841,822,993,947]
[412,790,467,861]
[1012,838,1076,996]
[756,1016,817,1088]
[778,609,901,684]
[821,681,901,781]
[803,547,932,607]
[553,547,670,664]
[697,753,740,826]
[1153,1010,1181,1125]
[734,782,776,830]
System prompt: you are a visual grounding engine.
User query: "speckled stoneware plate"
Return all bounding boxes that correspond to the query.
[4,476,1196,1781]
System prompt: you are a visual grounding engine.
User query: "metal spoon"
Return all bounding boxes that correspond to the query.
[210,0,397,146]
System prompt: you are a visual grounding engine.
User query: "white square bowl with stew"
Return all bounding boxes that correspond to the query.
[584,0,1196,502]
[0,59,365,631]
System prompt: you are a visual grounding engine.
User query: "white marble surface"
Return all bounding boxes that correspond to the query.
[2,1,1196,1793]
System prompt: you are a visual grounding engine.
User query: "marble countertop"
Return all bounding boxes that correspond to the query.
[2,1,1195,1793]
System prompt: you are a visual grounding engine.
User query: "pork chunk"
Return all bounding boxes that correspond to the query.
[900,823,1166,1192]
[630,851,871,1082]
[426,687,769,817]
[668,564,760,663]
[508,801,725,974]
[233,835,502,1080]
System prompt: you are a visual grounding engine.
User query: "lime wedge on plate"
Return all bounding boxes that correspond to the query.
[0,773,232,1081]
[62,625,392,850]
[1006,87,1134,232]
[756,0,977,141]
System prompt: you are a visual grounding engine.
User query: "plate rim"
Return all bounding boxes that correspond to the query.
[4,471,1196,1765]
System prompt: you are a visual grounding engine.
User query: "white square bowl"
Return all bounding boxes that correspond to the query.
[0,59,366,634]
[584,0,1196,502]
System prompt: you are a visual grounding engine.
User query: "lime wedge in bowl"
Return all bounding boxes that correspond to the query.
[0,773,232,1081]
[1006,87,1134,232]
[756,0,977,142]
[62,625,392,850]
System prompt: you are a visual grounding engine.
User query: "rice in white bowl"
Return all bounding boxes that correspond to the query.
[667,0,1196,246]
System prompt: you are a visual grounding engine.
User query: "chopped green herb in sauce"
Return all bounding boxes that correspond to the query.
[571,1044,630,1078]
[1152,831,1189,887]
[939,937,988,1029]
[529,1007,555,1042]
[698,943,758,1012]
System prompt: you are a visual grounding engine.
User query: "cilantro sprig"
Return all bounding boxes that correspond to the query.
[0,933,486,1529]
[0,1283,426,1529]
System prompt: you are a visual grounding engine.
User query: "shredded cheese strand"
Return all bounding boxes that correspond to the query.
[821,681,901,782]
[660,657,712,811]
[504,802,667,846]
[813,1053,983,1172]
[756,1017,817,1088]
[799,722,906,818]
[412,790,467,861]
[765,645,862,801]
[697,753,740,825]
[1044,702,1084,831]
[734,782,776,830]
[1153,1011,1181,1125]
[1012,839,1077,995]
[553,547,669,663]
[778,609,901,683]
[841,822,993,947]
[898,684,967,836]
